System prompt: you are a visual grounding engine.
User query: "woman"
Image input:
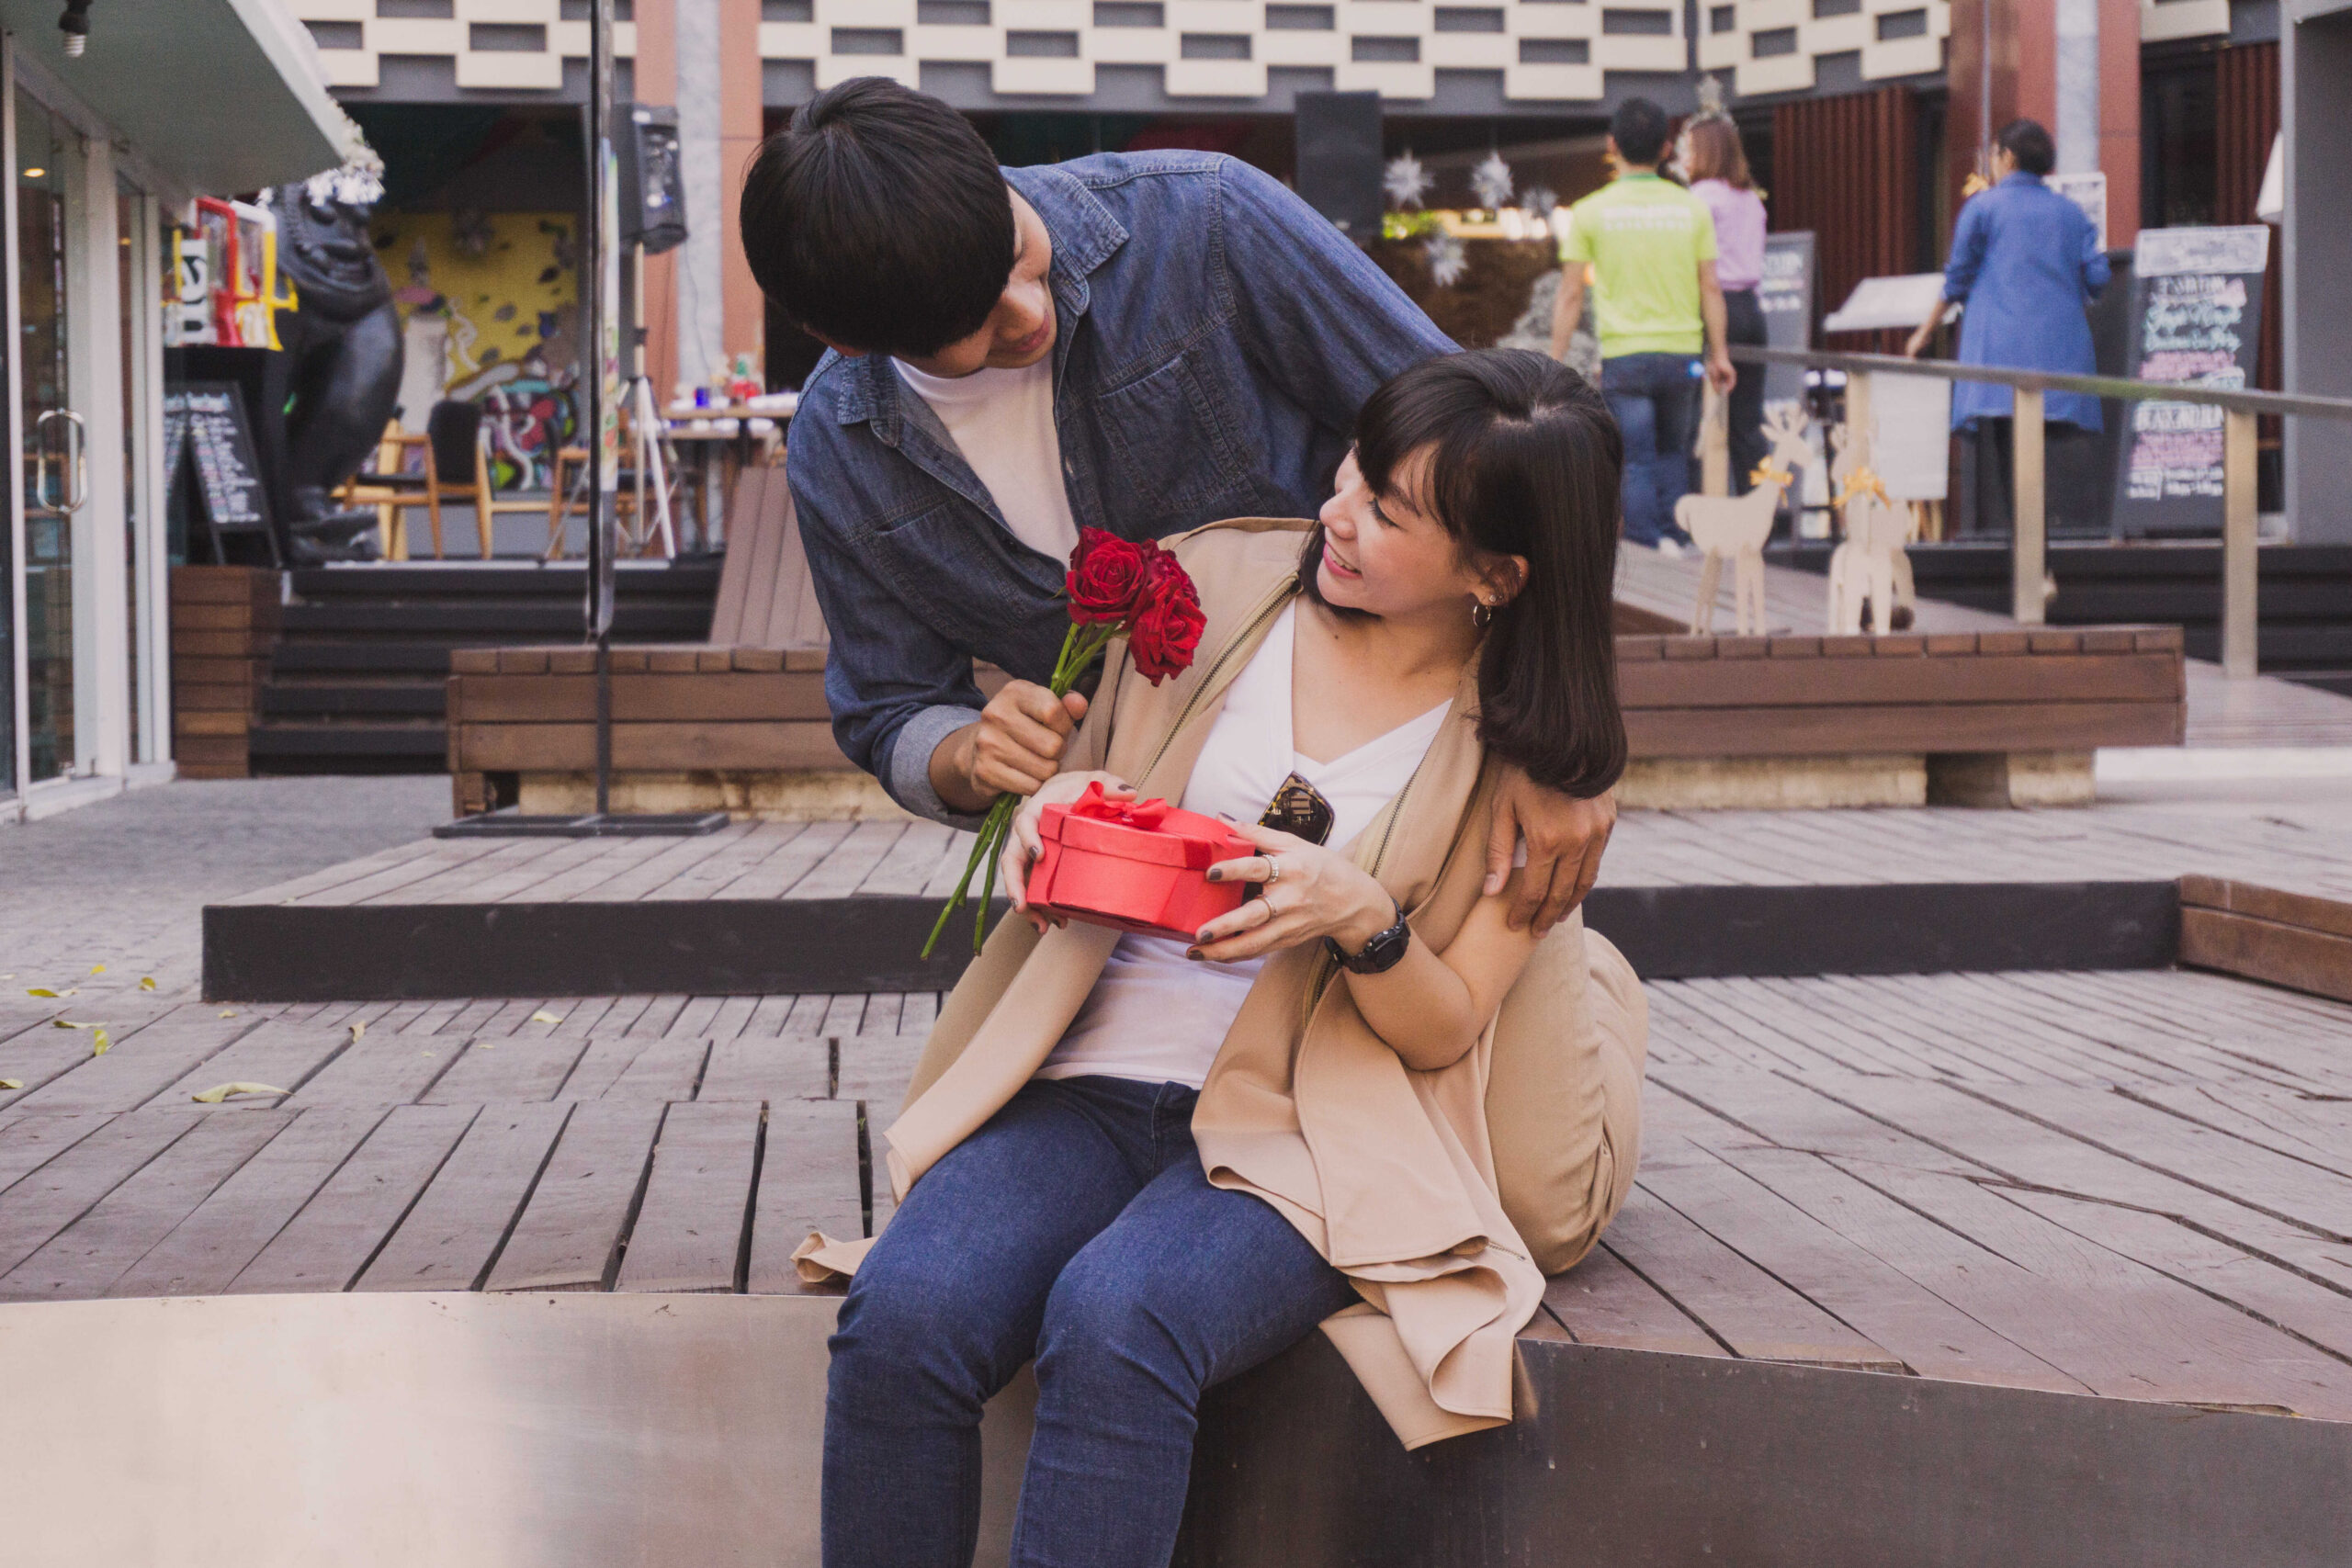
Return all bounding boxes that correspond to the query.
[802,349,1646,1568]
[1905,118,2111,534]
[1682,115,1771,490]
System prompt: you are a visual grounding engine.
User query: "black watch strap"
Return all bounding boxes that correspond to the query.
[1327,904,1410,975]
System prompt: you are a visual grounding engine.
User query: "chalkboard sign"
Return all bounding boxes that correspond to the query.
[2109,226,2269,537]
[164,382,274,561]
[1757,231,1815,413]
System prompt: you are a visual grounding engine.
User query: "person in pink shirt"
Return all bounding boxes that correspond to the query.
[1682,118,1771,492]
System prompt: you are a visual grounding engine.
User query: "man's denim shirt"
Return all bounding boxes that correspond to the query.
[784,152,1454,825]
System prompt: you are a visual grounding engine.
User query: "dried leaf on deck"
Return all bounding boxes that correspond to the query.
[27,988,72,998]
[52,1019,95,1030]
[90,964,106,975]
[139,976,156,992]
[529,1010,564,1025]
[348,1021,367,1043]
[0,1078,21,1090]
[190,1081,288,1104]
[91,1029,110,1056]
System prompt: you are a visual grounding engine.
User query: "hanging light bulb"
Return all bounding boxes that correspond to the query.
[58,0,94,56]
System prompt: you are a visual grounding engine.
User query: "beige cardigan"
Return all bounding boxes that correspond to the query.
[798,518,1646,1449]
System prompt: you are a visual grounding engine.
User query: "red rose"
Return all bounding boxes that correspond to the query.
[1127,568,1204,684]
[1065,528,1152,625]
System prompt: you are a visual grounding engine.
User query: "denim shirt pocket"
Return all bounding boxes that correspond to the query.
[1097,351,1261,519]
[864,497,1064,662]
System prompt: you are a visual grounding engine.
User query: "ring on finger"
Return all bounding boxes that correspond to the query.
[1262,854,1282,886]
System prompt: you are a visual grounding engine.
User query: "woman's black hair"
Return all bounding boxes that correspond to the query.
[739,78,1015,359]
[1300,348,1627,799]
[1996,118,2057,177]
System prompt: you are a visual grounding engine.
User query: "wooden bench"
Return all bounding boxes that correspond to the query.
[2179,874,2352,1003]
[448,466,872,818]
[1618,626,2186,807]
[449,481,2187,817]
[169,567,283,780]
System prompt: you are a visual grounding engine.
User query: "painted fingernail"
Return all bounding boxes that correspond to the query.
[1185,948,1204,961]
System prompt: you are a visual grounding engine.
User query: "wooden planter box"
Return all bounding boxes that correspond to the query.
[169,566,281,780]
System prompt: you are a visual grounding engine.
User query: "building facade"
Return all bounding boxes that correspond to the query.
[0,2,347,819]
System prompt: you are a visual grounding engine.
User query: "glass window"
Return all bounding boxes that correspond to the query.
[17,95,74,784]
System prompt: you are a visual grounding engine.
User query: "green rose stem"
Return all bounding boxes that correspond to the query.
[922,616,1125,959]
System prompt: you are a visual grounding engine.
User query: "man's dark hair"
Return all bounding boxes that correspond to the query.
[1300,349,1627,799]
[1996,118,2057,177]
[1609,98,1672,168]
[739,78,1014,358]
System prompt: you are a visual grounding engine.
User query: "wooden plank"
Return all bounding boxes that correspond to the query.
[2001,1184,2352,1362]
[745,1098,864,1294]
[1648,1065,1990,1176]
[1636,1132,2088,1392]
[145,1021,356,1109]
[456,720,853,773]
[1840,1160,2352,1418]
[1598,1185,1906,1370]
[724,818,854,898]
[1541,1242,1728,1357]
[419,1034,592,1103]
[2125,1081,2352,1178]
[359,1102,573,1291]
[696,1036,829,1102]
[2179,906,2352,1005]
[556,1036,709,1100]
[1967,1081,2352,1240]
[1618,651,2180,710]
[639,824,813,902]
[107,1107,389,1297]
[288,1030,464,1108]
[486,1100,666,1292]
[667,998,728,1036]
[834,1032,925,1103]
[614,1100,762,1293]
[12,1016,255,1117]
[453,671,831,723]
[0,1113,114,1194]
[0,1108,206,1277]
[229,1104,478,1294]
[1625,700,2182,758]
[783,820,910,900]
[0,1110,293,1302]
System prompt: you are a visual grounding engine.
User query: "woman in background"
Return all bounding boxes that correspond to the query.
[1683,117,1770,491]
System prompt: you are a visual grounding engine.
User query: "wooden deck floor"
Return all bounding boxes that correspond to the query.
[5,968,2350,1420]
[220,795,2352,911]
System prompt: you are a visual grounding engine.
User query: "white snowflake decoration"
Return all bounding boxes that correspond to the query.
[1425,232,1467,288]
[1470,152,1514,212]
[306,144,386,209]
[1384,152,1431,210]
[1521,185,1559,223]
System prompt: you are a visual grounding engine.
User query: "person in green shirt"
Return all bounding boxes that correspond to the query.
[1550,98,1735,552]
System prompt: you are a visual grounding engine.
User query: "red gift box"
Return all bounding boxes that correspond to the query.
[1025,783,1256,940]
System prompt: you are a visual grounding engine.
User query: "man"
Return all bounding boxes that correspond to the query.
[741,79,1614,929]
[1550,97,1736,554]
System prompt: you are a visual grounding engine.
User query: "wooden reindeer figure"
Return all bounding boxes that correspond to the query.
[1675,406,1814,635]
[1826,466,1917,634]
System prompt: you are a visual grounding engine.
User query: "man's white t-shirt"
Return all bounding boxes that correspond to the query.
[893,356,1080,564]
[1038,604,1452,1089]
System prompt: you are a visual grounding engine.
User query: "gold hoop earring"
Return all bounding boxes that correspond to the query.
[1471,599,1495,629]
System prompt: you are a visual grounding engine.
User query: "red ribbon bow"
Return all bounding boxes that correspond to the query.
[1069,781,1171,829]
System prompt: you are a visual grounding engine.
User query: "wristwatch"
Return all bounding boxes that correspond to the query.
[1328,903,1411,975]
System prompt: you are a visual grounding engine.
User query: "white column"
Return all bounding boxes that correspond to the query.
[71,132,128,781]
[673,0,726,393]
[2054,0,2101,175]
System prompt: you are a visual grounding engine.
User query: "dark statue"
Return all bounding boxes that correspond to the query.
[269,166,403,564]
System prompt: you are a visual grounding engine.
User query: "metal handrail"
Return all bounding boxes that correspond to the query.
[1729,344,2352,423]
[1724,344,2293,679]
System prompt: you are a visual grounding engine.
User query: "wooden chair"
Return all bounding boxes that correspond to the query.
[337,419,441,560]
[350,400,560,560]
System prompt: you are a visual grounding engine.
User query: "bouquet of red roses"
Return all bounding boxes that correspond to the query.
[922,527,1205,957]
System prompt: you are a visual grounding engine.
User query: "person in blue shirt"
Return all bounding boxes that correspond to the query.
[1905,118,2111,534]
[740,79,1618,930]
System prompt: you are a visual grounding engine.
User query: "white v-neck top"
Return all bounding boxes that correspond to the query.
[893,356,1080,564]
[1039,604,1453,1089]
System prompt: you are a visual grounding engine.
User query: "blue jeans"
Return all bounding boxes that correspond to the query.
[1601,352,1702,547]
[822,1076,1359,1568]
